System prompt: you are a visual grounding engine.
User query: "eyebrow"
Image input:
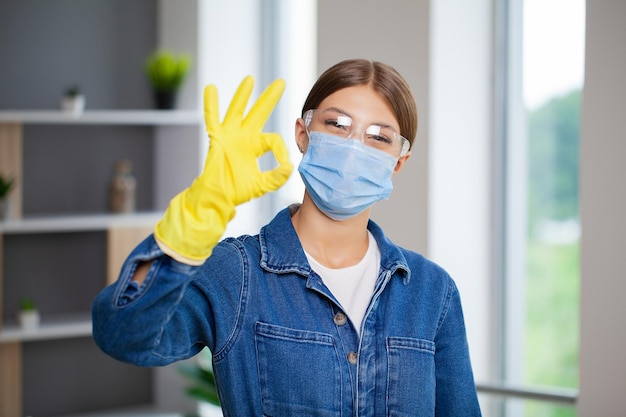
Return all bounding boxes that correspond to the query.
[321,106,397,131]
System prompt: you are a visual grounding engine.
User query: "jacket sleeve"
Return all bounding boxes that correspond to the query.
[91,234,243,367]
[434,279,483,416]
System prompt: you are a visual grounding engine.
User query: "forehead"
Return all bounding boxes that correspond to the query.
[317,85,399,129]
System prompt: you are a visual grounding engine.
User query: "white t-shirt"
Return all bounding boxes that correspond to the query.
[304,231,380,335]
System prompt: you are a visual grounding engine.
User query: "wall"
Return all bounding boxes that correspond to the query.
[428,0,492,382]
[0,0,156,110]
[578,1,626,415]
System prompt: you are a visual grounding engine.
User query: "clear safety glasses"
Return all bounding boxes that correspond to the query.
[304,109,411,158]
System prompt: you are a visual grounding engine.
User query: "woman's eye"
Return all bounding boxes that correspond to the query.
[325,119,349,131]
[367,134,392,144]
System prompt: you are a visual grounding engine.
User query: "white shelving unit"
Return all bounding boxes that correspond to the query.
[0,3,206,416]
[0,210,149,339]
[0,109,203,417]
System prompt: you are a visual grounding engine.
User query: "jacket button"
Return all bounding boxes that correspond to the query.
[334,312,347,326]
[347,351,358,365]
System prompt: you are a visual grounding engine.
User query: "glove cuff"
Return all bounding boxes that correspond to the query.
[154,235,208,266]
[154,188,236,266]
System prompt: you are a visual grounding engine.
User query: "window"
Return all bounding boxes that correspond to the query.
[485,0,585,415]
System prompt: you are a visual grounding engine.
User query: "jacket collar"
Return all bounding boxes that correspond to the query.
[259,206,411,284]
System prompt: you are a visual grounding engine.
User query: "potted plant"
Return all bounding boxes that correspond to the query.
[145,49,191,109]
[18,298,40,330]
[178,348,222,417]
[0,174,15,220]
[61,84,86,115]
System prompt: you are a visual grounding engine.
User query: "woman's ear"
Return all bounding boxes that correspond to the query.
[295,118,308,153]
[393,151,411,175]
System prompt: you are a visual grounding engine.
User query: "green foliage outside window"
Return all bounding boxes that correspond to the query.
[528,90,581,236]
[524,89,581,417]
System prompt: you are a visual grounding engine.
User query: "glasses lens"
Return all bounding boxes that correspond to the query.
[305,109,409,157]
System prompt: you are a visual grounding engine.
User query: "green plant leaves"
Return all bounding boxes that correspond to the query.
[178,362,220,406]
[146,50,191,92]
[0,175,15,199]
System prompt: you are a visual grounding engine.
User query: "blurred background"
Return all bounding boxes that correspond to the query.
[0,1,624,416]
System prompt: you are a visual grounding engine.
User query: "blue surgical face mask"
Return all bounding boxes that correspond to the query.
[298,131,398,221]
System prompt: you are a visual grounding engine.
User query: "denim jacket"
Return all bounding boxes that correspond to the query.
[93,207,481,416]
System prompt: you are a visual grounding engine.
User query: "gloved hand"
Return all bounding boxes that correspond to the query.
[154,76,293,265]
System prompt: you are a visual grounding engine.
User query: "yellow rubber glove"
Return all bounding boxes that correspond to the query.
[154,76,293,265]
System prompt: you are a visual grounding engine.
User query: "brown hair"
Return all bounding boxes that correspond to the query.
[302,59,418,146]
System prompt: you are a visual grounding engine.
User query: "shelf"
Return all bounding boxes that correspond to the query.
[0,212,162,234]
[0,314,92,343]
[0,110,202,126]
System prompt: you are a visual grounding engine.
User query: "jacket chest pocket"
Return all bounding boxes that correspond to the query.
[255,322,342,417]
[386,337,436,417]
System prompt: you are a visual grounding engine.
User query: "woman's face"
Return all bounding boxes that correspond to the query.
[296,85,411,172]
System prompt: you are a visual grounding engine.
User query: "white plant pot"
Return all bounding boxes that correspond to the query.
[61,95,85,116]
[19,310,40,330]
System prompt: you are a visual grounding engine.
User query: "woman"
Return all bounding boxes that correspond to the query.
[93,59,482,416]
